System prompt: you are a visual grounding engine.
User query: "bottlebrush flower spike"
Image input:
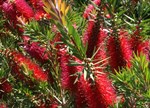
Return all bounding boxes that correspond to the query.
[130,26,142,52]
[77,75,102,108]
[60,50,82,91]
[11,63,26,81]
[29,0,43,8]
[107,36,124,72]
[24,42,49,64]
[50,103,58,108]
[82,20,95,45]
[9,50,48,81]
[94,72,116,107]
[29,0,39,7]
[34,9,45,20]
[11,63,36,88]
[0,102,7,108]
[31,0,50,20]
[83,0,101,19]
[94,29,108,67]
[60,49,72,90]
[83,19,101,58]
[0,78,12,93]
[0,0,3,5]
[2,1,18,26]
[14,0,34,19]
[137,40,150,61]
[119,30,133,67]
[75,65,116,108]
[130,36,142,52]
[75,88,87,108]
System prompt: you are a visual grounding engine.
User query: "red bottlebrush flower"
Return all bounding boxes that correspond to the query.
[0,102,7,108]
[0,0,3,5]
[11,63,26,80]
[82,20,95,45]
[60,50,82,91]
[76,75,101,108]
[94,73,116,107]
[59,50,70,89]
[0,78,12,93]
[94,29,108,67]
[34,9,45,20]
[74,75,87,108]
[24,42,49,64]
[130,26,142,52]
[29,0,43,8]
[83,20,100,58]
[119,31,133,67]
[2,1,18,26]
[32,0,50,20]
[83,0,101,19]
[15,0,34,19]
[130,36,142,52]
[22,35,31,42]
[29,0,38,7]
[107,36,124,72]
[83,4,94,19]
[50,103,58,108]
[11,64,35,88]
[137,40,150,61]
[75,68,116,108]
[10,51,48,81]
[75,88,87,108]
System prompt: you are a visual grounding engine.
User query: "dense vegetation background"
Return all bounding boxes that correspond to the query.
[0,0,150,108]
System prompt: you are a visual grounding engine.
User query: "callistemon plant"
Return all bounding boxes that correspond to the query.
[0,0,150,108]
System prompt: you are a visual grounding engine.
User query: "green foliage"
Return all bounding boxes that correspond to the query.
[0,54,10,78]
[111,54,150,108]
[0,0,150,107]
[56,19,86,60]
[24,20,54,43]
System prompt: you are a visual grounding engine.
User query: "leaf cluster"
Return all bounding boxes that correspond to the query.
[111,54,150,108]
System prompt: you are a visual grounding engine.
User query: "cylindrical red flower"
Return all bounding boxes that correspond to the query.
[107,36,124,72]
[130,26,142,52]
[29,0,43,8]
[34,9,45,20]
[94,73,116,107]
[82,20,95,45]
[130,36,142,53]
[137,40,150,61]
[76,75,101,108]
[75,70,116,108]
[24,42,49,64]
[0,78,12,93]
[0,102,7,108]
[75,87,87,108]
[60,50,83,92]
[119,30,133,67]
[15,0,34,19]
[60,50,72,90]
[83,0,101,19]
[2,1,18,27]
[94,29,108,68]
[11,63,26,80]
[10,51,48,81]
[83,20,100,58]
